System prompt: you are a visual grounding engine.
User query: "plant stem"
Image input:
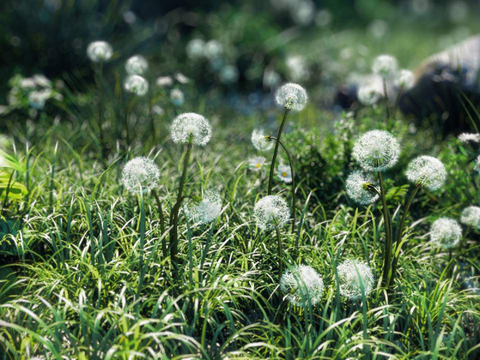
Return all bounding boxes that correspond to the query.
[149,90,156,143]
[96,62,107,166]
[267,108,290,195]
[136,192,146,315]
[383,78,390,128]
[152,189,166,257]
[389,184,420,286]
[276,139,296,233]
[124,95,131,148]
[170,135,193,271]
[378,172,392,287]
[276,228,283,284]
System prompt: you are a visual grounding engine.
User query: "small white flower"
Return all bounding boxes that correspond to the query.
[254,195,290,231]
[171,112,212,146]
[460,206,480,229]
[185,191,222,225]
[29,89,51,109]
[406,155,446,191]
[87,41,113,62]
[372,54,398,79]
[170,89,184,106]
[280,265,324,307]
[394,69,415,89]
[124,75,149,96]
[156,76,173,87]
[352,130,400,172]
[275,82,308,111]
[458,133,480,143]
[251,129,273,152]
[430,218,462,249]
[125,55,148,75]
[277,164,292,183]
[186,38,205,59]
[248,156,267,171]
[337,259,374,300]
[346,171,379,205]
[357,84,381,105]
[122,157,160,194]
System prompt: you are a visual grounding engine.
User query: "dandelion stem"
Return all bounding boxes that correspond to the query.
[95,62,107,166]
[378,172,393,287]
[389,184,420,287]
[276,228,283,284]
[170,135,193,271]
[152,189,166,257]
[383,78,390,127]
[276,139,296,233]
[268,108,290,195]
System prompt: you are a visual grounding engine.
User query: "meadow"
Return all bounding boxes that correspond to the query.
[1,1,480,359]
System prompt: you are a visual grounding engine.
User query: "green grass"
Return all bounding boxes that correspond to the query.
[1,10,480,360]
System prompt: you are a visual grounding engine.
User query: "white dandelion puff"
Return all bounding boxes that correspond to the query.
[171,112,212,146]
[124,75,149,96]
[185,191,222,225]
[204,40,223,60]
[280,265,324,307]
[28,90,51,110]
[346,171,379,205]
[275,83,308,111]
[156,76,173,87]
[277,164,292,183]
[352,130,400,172]
[248,156,267,171]
[170,89,184,106]
[186,38,205,59]
[251,129,273,152]
[460,206,480,229]
[430,218,462,249]
[125,55,148,75]
[87,41,113,62]
[394,69,415,89]
[357,84,381,106]
[33,75,52,88]
[406,155,446,191]
[372,54,398,79]
[254,195,290,231]
[122,157,160,194]
[458,133,480,143]
[337,259,374,300]
[175,73,190,84]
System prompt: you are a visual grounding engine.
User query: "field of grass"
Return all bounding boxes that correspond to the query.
[1,2,480,359]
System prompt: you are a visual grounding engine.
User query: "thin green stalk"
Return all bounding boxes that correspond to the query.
[276,228,283,284]
[267,108,290,195]
[274,138,296,233]
[383,78,390,127]
[149,90,156,143]
[378,172,393,287]
[389,184,420,287]
[95,62,107,165]
[152,189,166,257]
[170,135,193,270]
[49,142,58,209]
[136,192,146,315]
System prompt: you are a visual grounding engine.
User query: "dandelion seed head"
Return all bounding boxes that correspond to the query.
[458,133,480,143]
[28,89,52,109]
[352,130,400,172]
[124,75,149,96]
[248,156,267,171]
[431,218,462,248]
[275,83,308,111]
[277,164,292,183]
[254,195,290,231]
[205,40,223,60]
[186,38,205,59]
[251,129,273,152]
[156,76,173,87]
[87,41,113,62]
[357,84,381,105]
[346,171,379,205]
[280,265,324,307]
[406,155,446,191]
[125,55,148,75]
[33,75,52,88]
[122,157,160,194]
[171,112,212,146]
[372,54,398,79]
[337,259,374,300]
[395,69,415,89]
[185,191,222,225]
[170,88,184,106]
[460,206,480,229]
